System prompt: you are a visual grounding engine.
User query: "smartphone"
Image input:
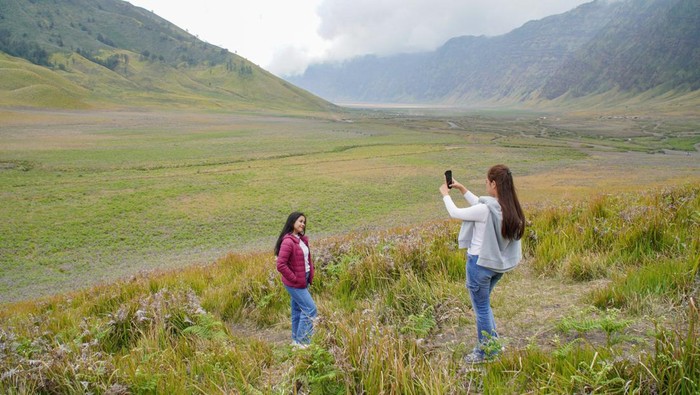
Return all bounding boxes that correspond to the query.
[444,170,453,189]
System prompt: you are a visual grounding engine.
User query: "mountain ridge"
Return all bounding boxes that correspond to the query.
[287,0,700,109]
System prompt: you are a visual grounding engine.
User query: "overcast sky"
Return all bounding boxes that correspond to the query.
[127,0,592,77]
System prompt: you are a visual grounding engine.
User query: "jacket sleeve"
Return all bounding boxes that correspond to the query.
[276,238,297,282]
[443,195,489,222]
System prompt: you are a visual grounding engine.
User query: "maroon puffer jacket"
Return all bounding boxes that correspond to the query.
[276,233,315,288]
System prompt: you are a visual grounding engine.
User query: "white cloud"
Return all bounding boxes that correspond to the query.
[313,0,592,64]
[128,0,327,72]
[127,0,592,77]
[268,46,322,77]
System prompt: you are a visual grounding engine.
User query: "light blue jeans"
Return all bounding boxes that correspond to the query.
[284,272,317,344]
[466,254,503,356]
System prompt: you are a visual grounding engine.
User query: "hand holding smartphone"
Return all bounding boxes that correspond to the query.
[444,170,453,189]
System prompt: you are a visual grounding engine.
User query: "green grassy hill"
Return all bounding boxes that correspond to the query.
[0,51,333,111]
[0,185,697,393]
[0,0,336,112]
[0,53,90,107]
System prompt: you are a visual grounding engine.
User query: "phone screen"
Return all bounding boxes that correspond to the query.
[445,170,453,189]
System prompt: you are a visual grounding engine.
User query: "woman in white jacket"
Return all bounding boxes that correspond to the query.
[440,164,525,363]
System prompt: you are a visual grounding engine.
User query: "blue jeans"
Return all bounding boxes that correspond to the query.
[466,254,503,356]
[284,273,317,344]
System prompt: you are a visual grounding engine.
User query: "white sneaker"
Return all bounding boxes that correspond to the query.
[292,341,309,349]
[463,351,485,364]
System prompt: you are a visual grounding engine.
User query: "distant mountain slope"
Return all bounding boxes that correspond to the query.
[541,0,700,99]
[287,0,699,107]
[0,0,336,111]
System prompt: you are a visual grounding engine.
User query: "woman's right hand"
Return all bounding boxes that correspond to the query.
[450,179,467,194]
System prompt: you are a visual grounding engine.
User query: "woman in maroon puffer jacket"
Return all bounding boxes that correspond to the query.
[274,211,317,346]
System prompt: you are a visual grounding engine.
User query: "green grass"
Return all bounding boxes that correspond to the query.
[1,109,699,302]
[0,55,89,108]
[525,184,700,281]
[0,185,698,393]
[0,48,335,113]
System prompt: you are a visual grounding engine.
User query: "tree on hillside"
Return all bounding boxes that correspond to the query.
[0,29,51,66]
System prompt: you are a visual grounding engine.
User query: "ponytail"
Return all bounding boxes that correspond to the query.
[488,165,525,240]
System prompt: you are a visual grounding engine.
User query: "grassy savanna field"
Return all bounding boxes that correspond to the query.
[2,108,697,302]
[1,107,699,393]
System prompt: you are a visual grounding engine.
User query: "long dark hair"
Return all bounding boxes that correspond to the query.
[488,164,525,240]
[274,211,306,256]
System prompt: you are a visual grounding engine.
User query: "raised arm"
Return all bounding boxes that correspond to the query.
[440,179,488,222]
[442,194,489,221]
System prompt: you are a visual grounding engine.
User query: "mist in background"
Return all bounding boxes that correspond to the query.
[129,0,594,76]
